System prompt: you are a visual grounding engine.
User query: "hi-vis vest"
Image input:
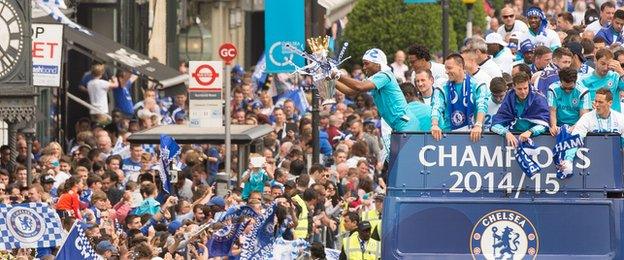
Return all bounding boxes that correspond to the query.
[361,210,381,236]
[292,194,309,239]
[342,232,381,260]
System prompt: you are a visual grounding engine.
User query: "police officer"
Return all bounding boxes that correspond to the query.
[340,221,381,260]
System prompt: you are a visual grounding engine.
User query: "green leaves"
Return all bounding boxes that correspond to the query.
[342,0,485,67]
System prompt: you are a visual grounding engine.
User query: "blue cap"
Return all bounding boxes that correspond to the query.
[96,240,118,254]
[174,109,186,121]
[168,220,183,234]
[208,196,225,207]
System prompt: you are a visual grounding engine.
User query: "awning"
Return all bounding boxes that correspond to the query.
[34,15,188,88]
[127,124,274,145]
[318,0,355,24]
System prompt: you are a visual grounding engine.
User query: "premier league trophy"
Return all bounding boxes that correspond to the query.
[285,36,350,104]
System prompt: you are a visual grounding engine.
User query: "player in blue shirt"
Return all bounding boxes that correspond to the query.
[547,67,591,135]
[579,48,624,112]
[399,82,432,132]
[594,9,624,46]
[431,54,490,142]
[334,48,410,131]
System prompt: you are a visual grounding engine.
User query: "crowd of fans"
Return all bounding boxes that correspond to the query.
[2,0,624,259]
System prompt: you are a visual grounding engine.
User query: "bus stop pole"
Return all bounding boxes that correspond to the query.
[225,64,233,190]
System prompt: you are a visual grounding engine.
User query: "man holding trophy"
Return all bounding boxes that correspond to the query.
[331,48,411,132]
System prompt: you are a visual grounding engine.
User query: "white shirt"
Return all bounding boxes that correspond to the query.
[430,61,448,89]
[497,20,529,40]
[572,109,624,138]
[473,68,493,88]
[479,57,503,79]
[485,100,502,130]
[492,47,514,74]
[87,79,110,115]
[390,62,409,82]
[585,20,607,35]
[519,28,562,49]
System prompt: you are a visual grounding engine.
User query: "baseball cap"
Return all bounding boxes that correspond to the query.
[208,196,225,207]
[518,40,535,54]
[358,221,372,230]
[362,48,391,72]
[96,240,118,254]
[485,33,507,47]
[584,9,599,26]
[564,42,585,62]
[40,174,55,184]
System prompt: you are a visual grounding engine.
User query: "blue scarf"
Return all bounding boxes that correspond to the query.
[491,90,550,130]
[553,125,584,179]
[446,74,474,130]
[515,140,541,177]
[536,65,559,95]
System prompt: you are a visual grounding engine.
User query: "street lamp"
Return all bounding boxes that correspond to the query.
[463,0,477,38]
[178,18,212,61]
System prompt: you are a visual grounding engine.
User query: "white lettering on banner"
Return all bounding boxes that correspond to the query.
[106,49,150,68]
[449,172,560,194]
[418,145,590,169]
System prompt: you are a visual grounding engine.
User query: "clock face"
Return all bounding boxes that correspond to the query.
[0,0,25,80]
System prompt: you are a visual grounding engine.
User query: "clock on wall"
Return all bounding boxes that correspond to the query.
[0,0,26,81]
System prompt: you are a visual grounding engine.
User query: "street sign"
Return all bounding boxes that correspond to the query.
[32,23,64,87]
[188,61,223,91]
[218,43,237,65]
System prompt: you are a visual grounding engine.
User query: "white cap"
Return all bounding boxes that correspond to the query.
[363,48,391,72]
[485,33,508,47]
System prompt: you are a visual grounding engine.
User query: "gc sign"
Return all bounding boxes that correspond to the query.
[218,43,237,65]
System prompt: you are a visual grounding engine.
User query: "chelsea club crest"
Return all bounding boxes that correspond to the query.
[470,209,539,260]
[451,111,466,127]
[6,206,45,244]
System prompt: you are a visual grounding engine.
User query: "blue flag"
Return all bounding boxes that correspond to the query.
[56,221,101,259]
[553,125,584,179]
[159,134,181,194]
[0,203,63,250]
[515,140,541,177]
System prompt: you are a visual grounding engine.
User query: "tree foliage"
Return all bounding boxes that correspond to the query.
[342,0,486,66]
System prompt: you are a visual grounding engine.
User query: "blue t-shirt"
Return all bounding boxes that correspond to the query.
[547,83,591,126]
[122,158,142,176]
[368,70,408,131]
[404,101,432,132]
[205,147,221,176]
[579,70,624,112]
[113,80,134,116]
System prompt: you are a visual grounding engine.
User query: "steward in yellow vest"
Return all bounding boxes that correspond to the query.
[339,221,381,260]
[293,188,318,240]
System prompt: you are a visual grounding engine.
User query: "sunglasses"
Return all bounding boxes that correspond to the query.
[502,15,514,19]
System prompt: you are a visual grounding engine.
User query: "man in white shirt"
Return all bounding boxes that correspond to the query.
[390,50,409,83]
[464,36,503,79]
[460,47,493,88]
[497,7,529,42]
[585,1,616,35]
[520,6,561,50]
[407,44,448,89]
[87,64,117,125]
[485,33,514,74]
[559,88,624,177]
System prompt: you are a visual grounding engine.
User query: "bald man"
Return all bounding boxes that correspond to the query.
[497,7,529,41]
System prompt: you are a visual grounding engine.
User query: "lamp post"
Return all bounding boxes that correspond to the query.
[463,0,477,38]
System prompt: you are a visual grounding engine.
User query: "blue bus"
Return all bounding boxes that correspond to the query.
[382,133,624,259]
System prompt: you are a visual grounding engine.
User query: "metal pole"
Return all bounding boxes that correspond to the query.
[311,88,320,164]
[466,4,474,38]
[224,63,232,189]
[24,128,35,186]
[442,0,450,58]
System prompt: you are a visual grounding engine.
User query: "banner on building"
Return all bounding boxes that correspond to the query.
[32,23,64,87]
[264,0,305,73]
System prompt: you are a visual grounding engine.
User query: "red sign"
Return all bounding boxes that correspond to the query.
[191,64,219,86]
[219,43,237,65]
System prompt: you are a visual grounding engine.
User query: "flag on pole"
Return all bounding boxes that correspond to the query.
[0,203,63,250]
[56,221,102,260]
[159,134,181,194]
